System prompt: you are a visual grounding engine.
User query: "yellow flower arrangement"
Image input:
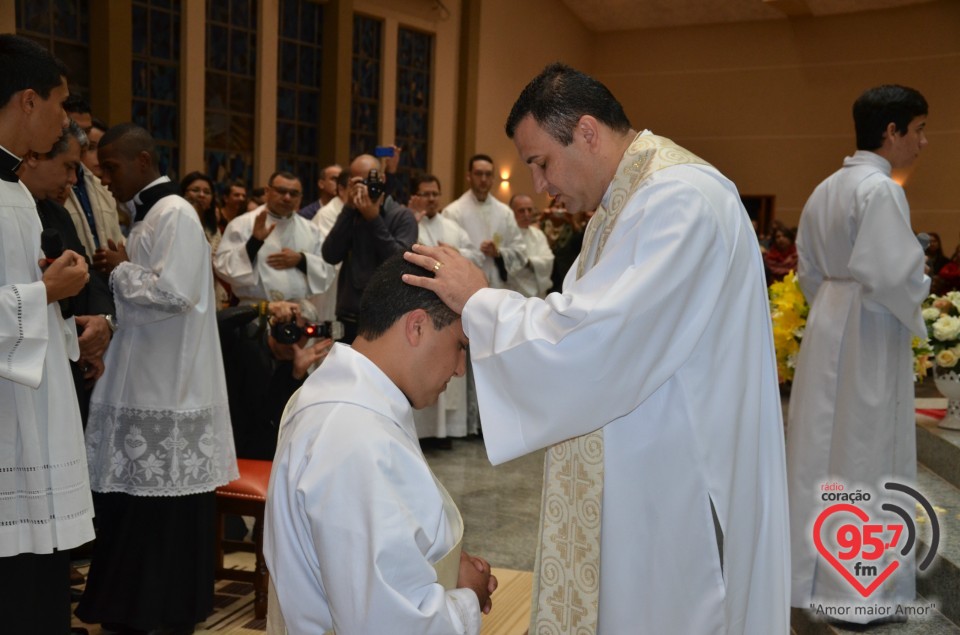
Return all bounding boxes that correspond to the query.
[768,272,808,384]
[769,272,932,383]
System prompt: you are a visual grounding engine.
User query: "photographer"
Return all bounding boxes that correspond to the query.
[219,301,334,460]
[321,153,418,343]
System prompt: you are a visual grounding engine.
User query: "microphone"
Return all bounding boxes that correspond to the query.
[40,228,74,319]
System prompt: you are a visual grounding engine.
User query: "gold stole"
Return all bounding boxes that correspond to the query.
[529,133,709,635]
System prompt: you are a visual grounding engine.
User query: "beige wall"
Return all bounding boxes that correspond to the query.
[592,1,960,247]
[467,0,594,206]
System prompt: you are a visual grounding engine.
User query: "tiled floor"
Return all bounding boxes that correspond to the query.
[423,436,545,572]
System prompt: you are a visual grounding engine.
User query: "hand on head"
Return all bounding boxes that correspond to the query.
[402,244,488,315]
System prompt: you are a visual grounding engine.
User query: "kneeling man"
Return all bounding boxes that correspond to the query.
[265,254,496,634]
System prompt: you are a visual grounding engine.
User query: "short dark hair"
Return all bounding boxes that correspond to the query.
[268,170,300,187]
[468,154,493,172]
[63,94,91,115]
[505,62,632,145]
[90,117,108,133]
[336,169,351,189]
[44,119,86,160]
[853,85,928,151]
[0,35,69,108]
[413,173,441,193]
[100,122,158,162]
[358,254,458,340]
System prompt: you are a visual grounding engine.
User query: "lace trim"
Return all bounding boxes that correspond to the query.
[86,402,238,496]
[111,262,192,314]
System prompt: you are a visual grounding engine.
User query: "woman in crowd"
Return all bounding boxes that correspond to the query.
[181,171,230,307]
[763,225,798,284]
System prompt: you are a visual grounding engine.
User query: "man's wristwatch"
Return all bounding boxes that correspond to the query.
[102,314,119,334]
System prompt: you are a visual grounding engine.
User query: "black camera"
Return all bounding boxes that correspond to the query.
[271,319,344,344]
[364,168,385,201]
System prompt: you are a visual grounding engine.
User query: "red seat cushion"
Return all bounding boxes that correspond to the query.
[216,459,272,501]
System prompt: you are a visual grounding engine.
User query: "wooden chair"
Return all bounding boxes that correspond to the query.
[214,458,273,619]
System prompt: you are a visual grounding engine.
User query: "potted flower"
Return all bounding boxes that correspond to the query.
[923,291,960,429]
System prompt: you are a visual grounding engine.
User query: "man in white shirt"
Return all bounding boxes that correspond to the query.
[307,169,350,322]
[506,194,553,298]
[443,154,526,289]
[215,171,336,305]
[404,63,790,635]
[265,254,496,635]
[787,85,930,624]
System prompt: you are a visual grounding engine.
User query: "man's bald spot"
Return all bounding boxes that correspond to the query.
[350,154,378,178]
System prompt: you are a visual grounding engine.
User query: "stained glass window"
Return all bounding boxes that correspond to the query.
[132,0,181,179]
[276,0,323,203]
[15,0,91,98]
[350,14,382,161]
[394,27,432,203]
[205,0,257,194]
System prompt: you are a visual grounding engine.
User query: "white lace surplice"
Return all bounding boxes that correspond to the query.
[86,186,237,496]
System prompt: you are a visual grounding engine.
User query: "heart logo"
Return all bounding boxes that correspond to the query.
[813,503,900,597]
[124,427,147,461]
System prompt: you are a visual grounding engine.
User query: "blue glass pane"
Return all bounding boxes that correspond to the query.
[153,0,171,8]
[172,9,181,58]
[299,90,318,124]
[299,45,316,86]
[152,64,178,102]
[231,0,251,29]
[53,0,78,40]
[152,104,178,142]
[207,25,229,70]
[301,2,318,42]
[278,87,296,120]
[208,0,229,23]
[298,124,316,156]
[132,99,149,127]
[132,4,148,56]
[277,122,296,151]
[132,60,149,98]
[281,0,298,39]
[55,42,89,93]
[151,9,172,59]
[23,2,50,32]
[156,145,172,176]
[79,0,89,41]
[280,41,298,83]
[230,29,250,74]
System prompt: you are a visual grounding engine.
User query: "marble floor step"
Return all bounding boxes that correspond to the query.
[916,463,960,625]
[791,602,960,635]
[916,398,960,490]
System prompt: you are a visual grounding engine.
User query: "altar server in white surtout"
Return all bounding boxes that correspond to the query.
[265,255,496,635]
[786,85,930,623]
[410,173,481,440]
[405,63,790,635]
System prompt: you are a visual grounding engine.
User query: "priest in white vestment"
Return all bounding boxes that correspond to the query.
[215,171,336,305]
[78,124,238,632]
[443,154,526,289]
[405,63,790,635]
[0,37,95,632]
[506,194,554,298]
[410,174,481,440]
[787,85,930,623]
[308,170,349,322]
[265,255,496,635]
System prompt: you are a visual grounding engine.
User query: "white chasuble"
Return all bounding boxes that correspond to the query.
[0,178,94,556]
[265,344,481,635]
[86,183,237,495]
[463,132,790,634]
[787,151,928,618]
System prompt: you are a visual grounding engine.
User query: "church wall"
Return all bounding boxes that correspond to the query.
[591,0,960,250]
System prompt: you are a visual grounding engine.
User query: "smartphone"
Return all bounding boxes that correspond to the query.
[374,146,395,158]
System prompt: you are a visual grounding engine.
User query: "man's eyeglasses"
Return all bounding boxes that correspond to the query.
[271,186,302,198]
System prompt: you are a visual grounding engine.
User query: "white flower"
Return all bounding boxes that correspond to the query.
[932,315,960,342]
[923,307,942,322]
[937,349,959,368]
[947,291,960,307]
